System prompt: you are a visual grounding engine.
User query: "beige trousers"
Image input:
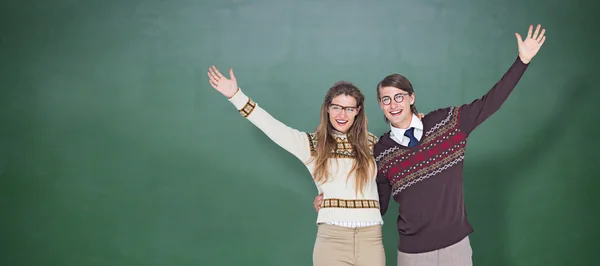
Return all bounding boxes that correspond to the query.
[397,236,473,266]
[313,223,385,266]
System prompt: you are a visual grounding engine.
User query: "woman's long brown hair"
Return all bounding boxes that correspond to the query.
[311,81,375,196]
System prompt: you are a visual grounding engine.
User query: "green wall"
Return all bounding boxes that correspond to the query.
[1,0,598,265]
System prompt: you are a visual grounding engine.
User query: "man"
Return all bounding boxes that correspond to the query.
[314,24,546,265]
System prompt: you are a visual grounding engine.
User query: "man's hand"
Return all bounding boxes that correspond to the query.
[313,193,324,212]
[515,24,546,64]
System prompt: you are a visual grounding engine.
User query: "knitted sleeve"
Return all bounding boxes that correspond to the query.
[376,171,392,216]
[458,56,529,135]
[373,136,392,216]
[228,89,312,163]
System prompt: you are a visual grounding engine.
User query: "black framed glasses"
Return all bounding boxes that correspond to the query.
[380,93,410,105]
[328,104,358,115]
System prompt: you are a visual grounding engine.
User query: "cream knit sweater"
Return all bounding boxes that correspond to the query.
[228,89,383,225]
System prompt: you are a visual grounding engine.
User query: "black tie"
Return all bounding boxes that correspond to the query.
[404,127,418,147]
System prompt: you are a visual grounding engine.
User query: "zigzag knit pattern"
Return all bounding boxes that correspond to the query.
[376,107,468,196]
[307,132,378,158]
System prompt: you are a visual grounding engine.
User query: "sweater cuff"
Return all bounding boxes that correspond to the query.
[228,88,249,109]
[517,55,530,66]
[228,88,256,118]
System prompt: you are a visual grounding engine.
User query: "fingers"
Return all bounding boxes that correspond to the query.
[313,197,321,212]
[207,68,218,81]
[532,24,541,40]
[536,28,546,43]
[539,35,546,46]
[211,65,224,79]
[314,194,323,202]
[313,193,324,212]
[208,66,219,80]
[207,70,219,89]
[208,75,218,89]
[526,24,533,39]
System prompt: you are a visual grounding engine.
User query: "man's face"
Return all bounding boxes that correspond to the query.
[378,86,415,129]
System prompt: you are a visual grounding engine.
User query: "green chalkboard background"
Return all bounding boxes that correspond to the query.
[1,0,598,265]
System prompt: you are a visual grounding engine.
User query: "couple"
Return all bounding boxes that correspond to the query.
[207,24,546,266]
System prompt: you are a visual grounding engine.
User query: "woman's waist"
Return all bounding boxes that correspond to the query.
[316,208,383,224]
[317,183,379,200]
[320,197,380,209]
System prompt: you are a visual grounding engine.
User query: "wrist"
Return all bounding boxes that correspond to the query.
[226,87,240,99]
[518,54,531,64]
[228,88,249,110]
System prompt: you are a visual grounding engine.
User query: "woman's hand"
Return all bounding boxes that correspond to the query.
[207,65,239,98]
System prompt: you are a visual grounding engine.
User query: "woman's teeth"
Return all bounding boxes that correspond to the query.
[336,120,348,125]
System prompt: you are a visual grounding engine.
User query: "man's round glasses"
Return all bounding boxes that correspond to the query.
[380,93,410,105]
[329,104,358,115]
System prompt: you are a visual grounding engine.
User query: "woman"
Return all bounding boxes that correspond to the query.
[207,65,385,266]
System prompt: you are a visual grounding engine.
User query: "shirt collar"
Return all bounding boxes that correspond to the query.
[390,113,423,137]
[330,129,347,139]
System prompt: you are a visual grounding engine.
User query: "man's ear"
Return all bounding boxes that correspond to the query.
[410,93,415,105]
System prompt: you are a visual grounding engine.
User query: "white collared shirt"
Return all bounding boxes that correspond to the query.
[390,113,423,146]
